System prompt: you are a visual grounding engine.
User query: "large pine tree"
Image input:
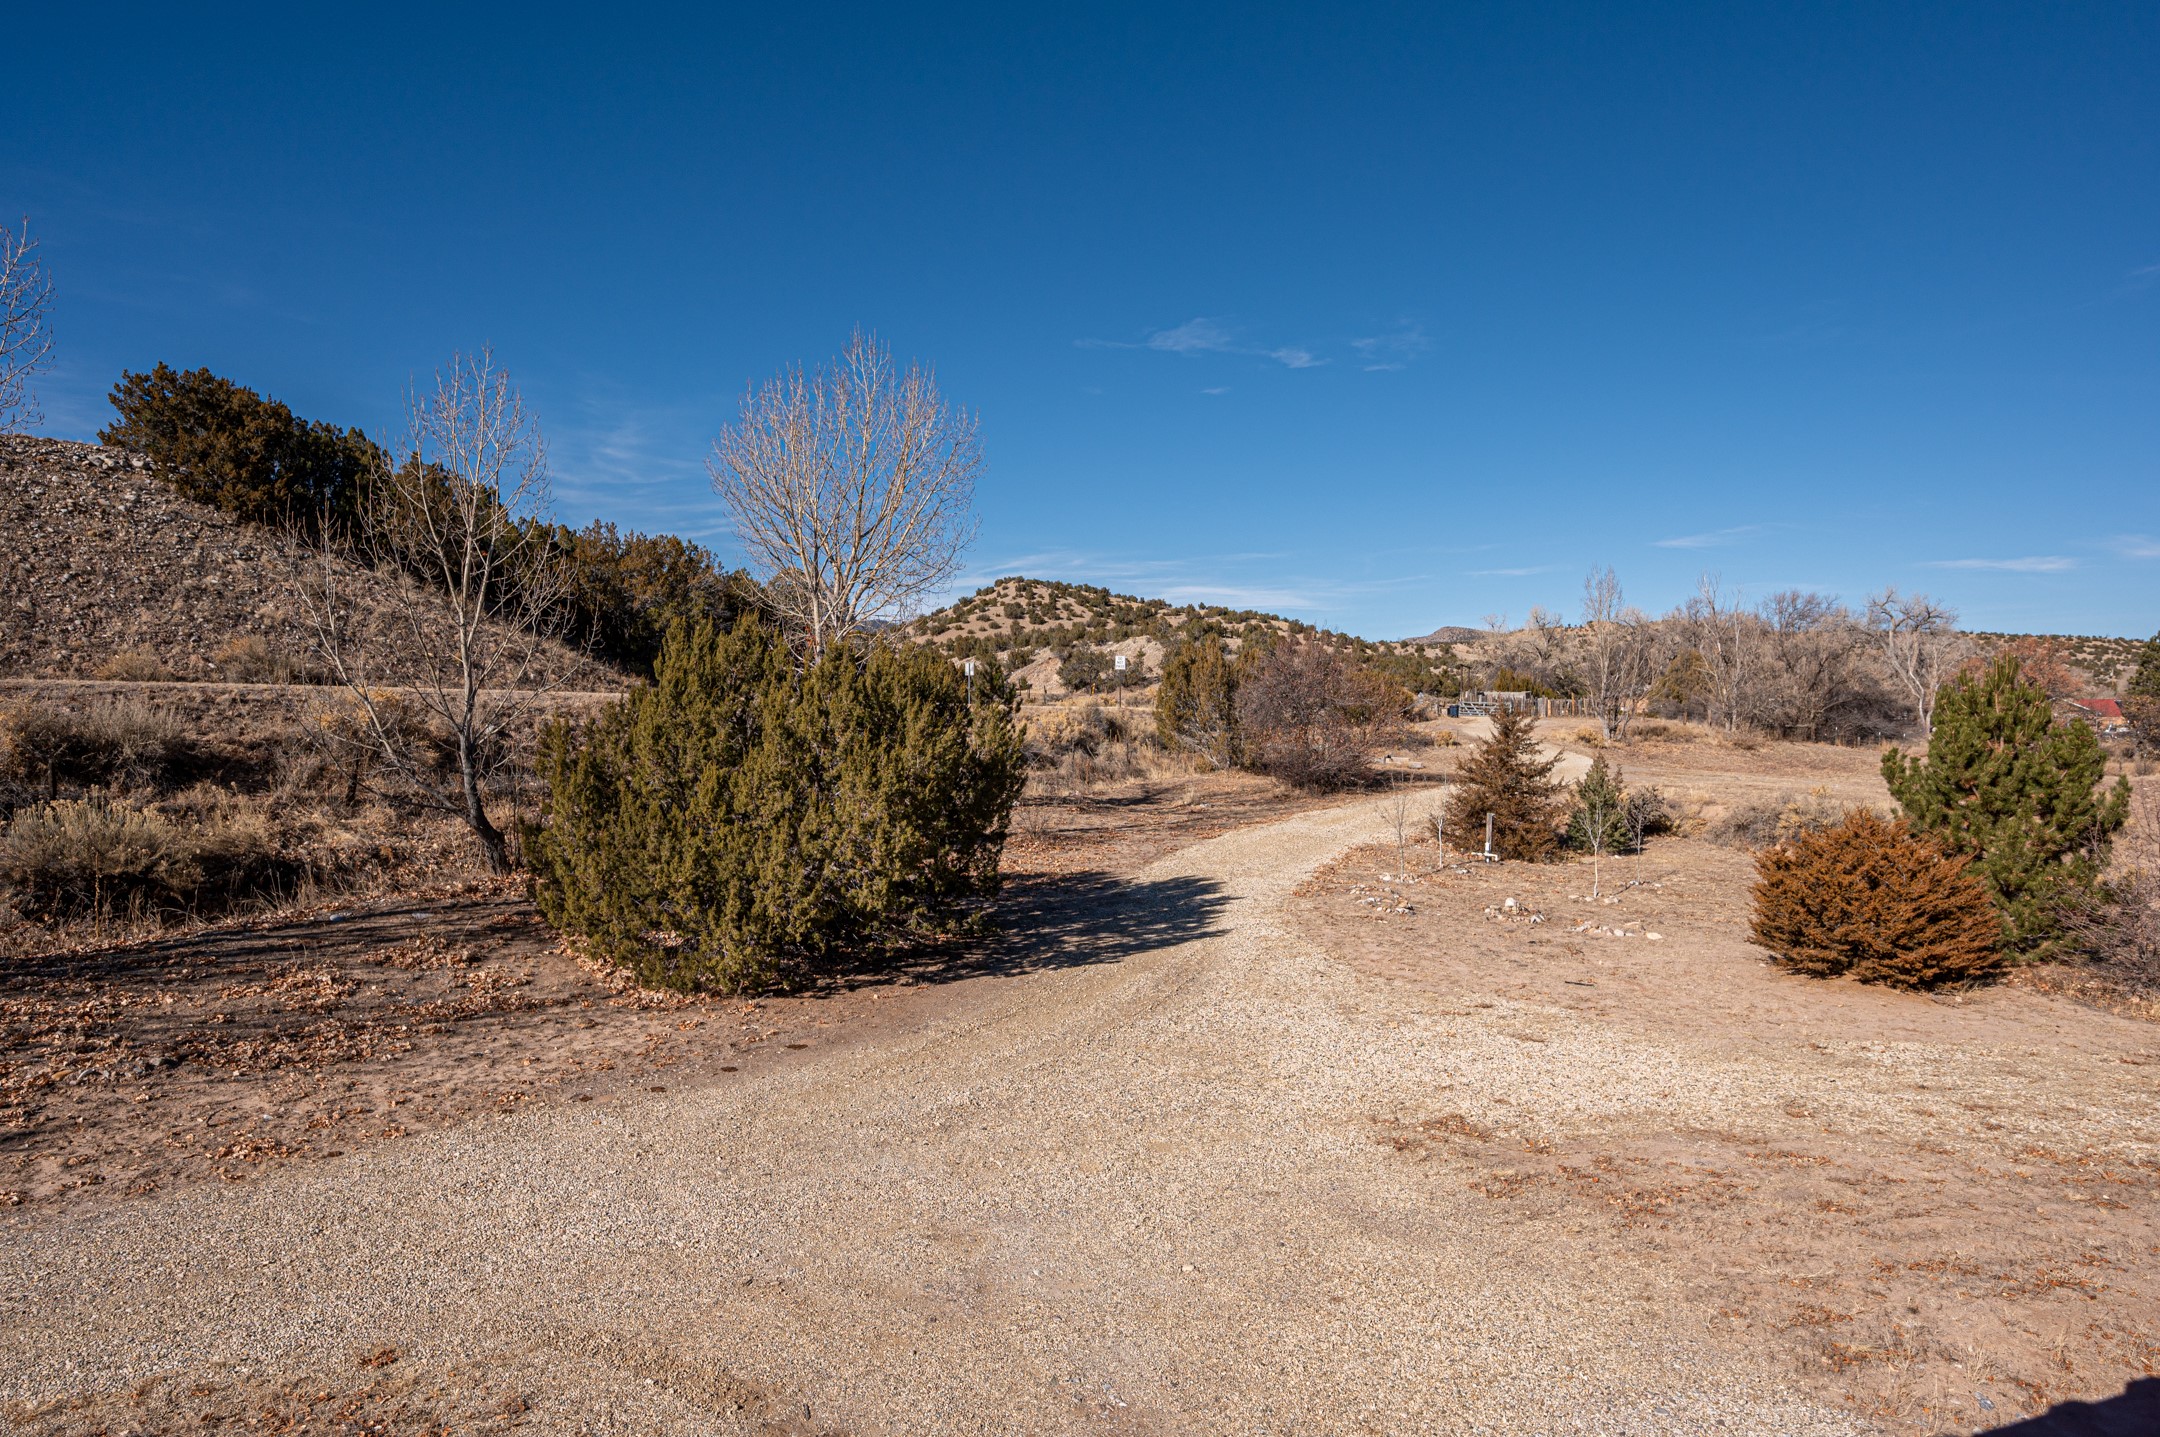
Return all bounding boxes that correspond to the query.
[1447,706,1565,861]
[1883,655,2129,958]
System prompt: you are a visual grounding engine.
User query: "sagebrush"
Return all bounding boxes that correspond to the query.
[0,698,194,798]
[0,796,302,920]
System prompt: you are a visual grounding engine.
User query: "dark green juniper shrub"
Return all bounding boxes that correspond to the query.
[525,619,1027,993]
[1155,628,1240,769]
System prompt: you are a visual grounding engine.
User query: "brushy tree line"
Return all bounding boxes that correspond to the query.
[10,335,1028,999]
[96,363,760,678]
[1153,627,1412,790]
[1470,572,1978,743]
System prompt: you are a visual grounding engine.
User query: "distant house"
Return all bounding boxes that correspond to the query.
[2065,696,2128,734]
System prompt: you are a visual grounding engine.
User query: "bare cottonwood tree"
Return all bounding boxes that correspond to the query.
[709,330,981,652]
[0,217,55,433]
[1579,567,1655,741]
[1684,575,1756,733]
[296,349,569,874]
[1866,587,1961,731]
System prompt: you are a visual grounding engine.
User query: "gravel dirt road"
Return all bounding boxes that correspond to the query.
[4,796,1888,1435]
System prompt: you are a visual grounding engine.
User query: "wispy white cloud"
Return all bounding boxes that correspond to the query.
[1924,556,2078,573]
[2110,534,2160,559]
[1146,317,1238,356]
[2117,261,2160,299]
[543,394,733,543]
[1653,524,1764,550]
[1156,582,1329,610]
[1079,317,1330,369]
[1350,322,1430,371]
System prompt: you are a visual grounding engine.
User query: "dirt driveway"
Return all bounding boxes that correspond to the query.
[2,793,2152,1435]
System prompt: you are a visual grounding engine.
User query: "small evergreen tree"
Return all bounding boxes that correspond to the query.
[526,619,1027,992]
[1883,656,2130,959]
[1568,754,1631,852]
[1446,707,1565,861]
[1751,809,2003,988]
[1155,629,1240,768]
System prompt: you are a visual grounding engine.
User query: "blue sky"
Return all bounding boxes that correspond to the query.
[10,3,2157,638]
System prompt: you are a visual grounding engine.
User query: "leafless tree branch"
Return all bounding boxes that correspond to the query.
[293,348,570,873]
[1579,567,1656,741]
[0,217,56,434]
[708,330,980,653]
[1866,587,1963,731]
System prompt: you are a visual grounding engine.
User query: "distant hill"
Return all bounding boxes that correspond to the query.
[905,577,2147,703]
[1968,632,2148,690]
[0,435,619,689]
[1402,625,1487,646]
[903,576,1445,699]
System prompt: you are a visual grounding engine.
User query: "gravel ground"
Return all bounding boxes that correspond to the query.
[1,797,1879,1435]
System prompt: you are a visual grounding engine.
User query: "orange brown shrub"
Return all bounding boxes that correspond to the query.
[1750,809,2004,988]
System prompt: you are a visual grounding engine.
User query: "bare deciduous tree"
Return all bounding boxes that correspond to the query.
[1579,567,1655,742]
[1866,587,1961,731]
[1383,777,1416,874]
[1,216,55,433]
[296,349,569,874]
[1684,574,1756,734]
[709,330,981,653]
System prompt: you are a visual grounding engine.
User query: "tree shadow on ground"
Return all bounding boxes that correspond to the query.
[1957,1378,2160,1436]
[0,898,534,988]
[891,870,1235,986]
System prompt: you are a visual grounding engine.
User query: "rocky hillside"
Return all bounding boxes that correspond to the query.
[1968,632,2148,691]
[905,576,1440,698]
[0,436,619,689]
